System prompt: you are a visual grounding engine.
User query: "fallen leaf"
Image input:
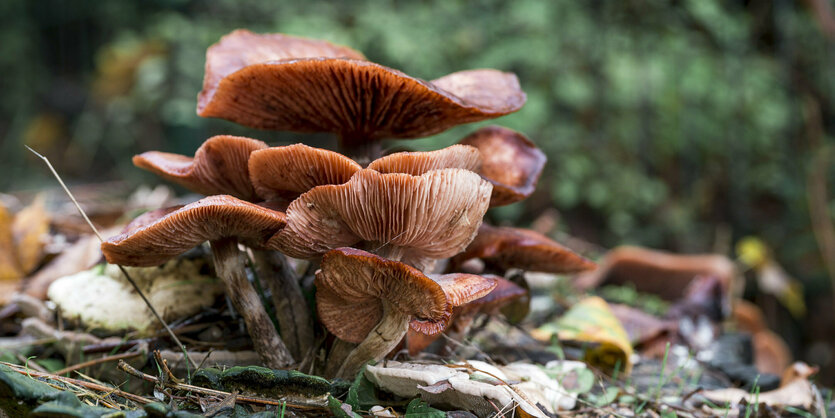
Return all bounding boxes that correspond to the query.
[533,296,633,374]
[0,204,22,281]
[701,362,818,409]
[11,195,50,275]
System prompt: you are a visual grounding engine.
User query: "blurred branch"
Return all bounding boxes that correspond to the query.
[800,0,835,40]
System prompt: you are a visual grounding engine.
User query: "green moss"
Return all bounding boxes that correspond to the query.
[218,366,331,400]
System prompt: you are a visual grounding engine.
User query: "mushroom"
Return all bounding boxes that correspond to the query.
[248,143,483,202]
[197,30,525,161]
[458,125,546,206]
[133,135,267,201]
[450,224,596,275]
[101,195,294,368]
[131,135,312,360]
[268,168,493,271]
[406,275,529,355]
[572,246,735,301]
[314,248,496,378]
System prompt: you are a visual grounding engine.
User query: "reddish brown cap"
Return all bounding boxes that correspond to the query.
[458,126,546,206]
[367,144,482,176]
[268,169,492,268]
[197,30,525,143]
[452,224,596,274]
[573,246,735,301]
[133,135,267,201]
[316,248,497,343]
[102,195,287,267]
[249,144,361,201]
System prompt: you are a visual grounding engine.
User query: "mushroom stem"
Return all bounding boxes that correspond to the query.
[252,250,314,362]
[339,137,382,166]
[334,301,410,379]
[210,238,294,368]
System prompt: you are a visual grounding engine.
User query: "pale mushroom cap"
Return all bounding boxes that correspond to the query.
[367,144,482,176]
[268,169,492,263]
[197,31,525,142]
[453,224,596,274]
[102,195,287,267]
[133,135,267,201]
[459,126,546,206]
[249,143,362,201]
[315,248,449,343]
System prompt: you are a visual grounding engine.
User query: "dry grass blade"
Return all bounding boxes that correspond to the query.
[1,361,153,405]
[25,145,197,371]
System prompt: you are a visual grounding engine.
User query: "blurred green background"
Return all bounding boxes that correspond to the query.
[1,0,834,380]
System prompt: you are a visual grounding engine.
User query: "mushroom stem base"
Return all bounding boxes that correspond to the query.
[334,302,410,379]
[211,238,294,368]
[253,250,314,361]
[339,137,382,166]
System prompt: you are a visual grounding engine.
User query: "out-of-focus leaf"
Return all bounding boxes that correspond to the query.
[0,204,22,281]
[11,195,50,275]
[405,398,445,417]
[736,236,769,269]
[346,366,381,412]
[736,237,806,318]
[532,296,633,374]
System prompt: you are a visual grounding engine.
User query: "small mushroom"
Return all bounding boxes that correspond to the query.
[101,195,294,368]
[133,135,267,201]
[315,248,496,378]
[451,224,596,275]
[406,275,529,355]
[197,30,525,161]
[458,125,546,206]
[268,168,492,271]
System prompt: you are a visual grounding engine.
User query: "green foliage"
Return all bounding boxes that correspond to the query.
[0,0,831,291]
[404,398,444,417]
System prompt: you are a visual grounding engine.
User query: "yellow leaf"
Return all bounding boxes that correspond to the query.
[533,296,633,374]
[0,204,22,281]
[736,236,769,269]
[12,195,50,275]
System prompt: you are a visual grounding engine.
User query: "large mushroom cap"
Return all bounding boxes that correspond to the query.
[102,195,287,267]
[367,144,482,176]
[197,30,525,143]
[133,135,267,201]
[316,248,496,343]
[268,168,492,267]
[458,126,546,207]
[452,224,596,274]
[249,144,362,201]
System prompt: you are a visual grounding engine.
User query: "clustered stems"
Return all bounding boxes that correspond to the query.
[252,250,314,361]
[334,301,411,379]
[340,136,382,166]
[210,238,294,368]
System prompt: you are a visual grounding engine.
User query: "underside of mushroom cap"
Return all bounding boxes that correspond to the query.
[198,31,525,142]
[268,168,492,264]
[367,144,482,175]
[133,135,267,201]
[249,143,362,201]
[458,126,546,207]
[315,248,449,343]
[102,195,287,267]
[452,224,596,274]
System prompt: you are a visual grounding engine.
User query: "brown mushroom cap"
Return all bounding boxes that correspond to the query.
[133,135,267,201]
[249,143,362,201]
[452,224,596,274]
[572,246,735,300]
[102,195,287,267]
[268,169,492,268]
[458,126,546,207]
[316,248,497,343]
[197,30,525,144]
[367,144,482,176]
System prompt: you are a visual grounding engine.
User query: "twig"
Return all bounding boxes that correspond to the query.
[1,361,152,405]
[26,146,197,371]
[117,360,322,410]
[53,351,143,376]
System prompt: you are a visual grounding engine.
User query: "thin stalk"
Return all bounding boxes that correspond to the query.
[252,250,314,361]
[211,238,294,368]
[339,136,382,166]
[335,302,410,379]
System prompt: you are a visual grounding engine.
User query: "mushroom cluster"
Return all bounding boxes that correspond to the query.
[101,29,595,377]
